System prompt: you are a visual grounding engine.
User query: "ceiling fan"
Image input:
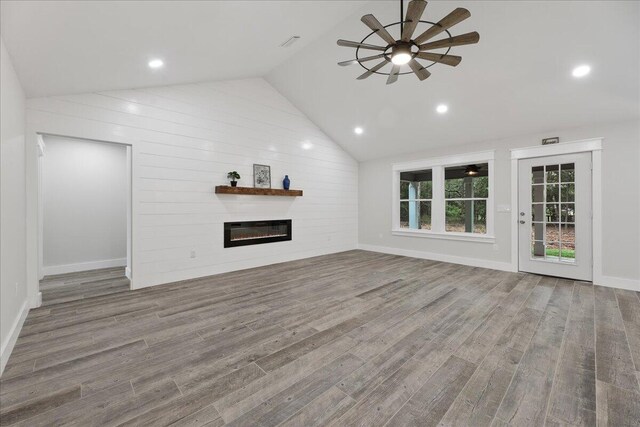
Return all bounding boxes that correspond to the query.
[337,0,479,84]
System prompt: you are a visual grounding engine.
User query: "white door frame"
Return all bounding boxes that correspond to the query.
[30,132,135,307]
[510,137,603,282]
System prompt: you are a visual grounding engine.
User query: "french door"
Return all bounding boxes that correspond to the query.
[518,153,592,281]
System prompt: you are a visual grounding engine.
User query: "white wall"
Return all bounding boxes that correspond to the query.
[26,78,358,292]
[0,37,28,375]
[359,120,640,289]
[42,136,127,275]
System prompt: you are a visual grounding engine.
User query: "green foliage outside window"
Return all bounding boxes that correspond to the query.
[445,175,488,232]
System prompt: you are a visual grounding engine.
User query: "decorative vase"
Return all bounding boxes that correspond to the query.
[283,175,290,190]
[230,181,238,187]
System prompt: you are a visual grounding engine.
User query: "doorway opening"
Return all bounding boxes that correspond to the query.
[38,134,132,305]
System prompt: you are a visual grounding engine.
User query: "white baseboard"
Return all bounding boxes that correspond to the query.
[0,299,29,377]
[30,291,42,309]
[595,275,640,292]
[125,266,132,280]
[358,244,516,272]
[132,244,359,290]
[359,244,639,292]
[42,258,126,276]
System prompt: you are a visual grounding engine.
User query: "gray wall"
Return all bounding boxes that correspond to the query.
[42,136,127,274]
[359,119,640,284]
[0,37,27,375]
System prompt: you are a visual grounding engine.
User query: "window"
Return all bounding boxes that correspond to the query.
[400,169,432,230]
[392,152,494,242]
[444,163,489,234]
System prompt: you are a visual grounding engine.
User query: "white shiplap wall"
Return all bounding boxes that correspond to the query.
[26,78,358,289]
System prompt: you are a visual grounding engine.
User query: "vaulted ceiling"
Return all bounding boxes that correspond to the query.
[267,1,640,160]
[0,0,362,97]
[2,1,638,161]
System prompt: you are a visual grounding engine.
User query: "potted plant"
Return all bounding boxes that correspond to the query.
[227,171,240,187]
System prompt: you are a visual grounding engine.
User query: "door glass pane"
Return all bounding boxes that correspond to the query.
[529,163,578,263]
[560,223,575,242]
[560,184,575,202]
[546,223,560,244]
[531,222,544,241]
[561,163,575,182]
[560,242,576,262]
[561,203,575,222]
[532,204,544,221]
[546,241,560,260]
[532,241,545,258]
[546,204,559,222]
[546,184,559,202]
[560,223,575,262]
[532,185,544,203]
[532,166,544,184]
[546,165,559,183]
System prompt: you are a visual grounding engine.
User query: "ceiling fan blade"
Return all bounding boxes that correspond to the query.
[357,60,389,80]
[361,14,397,45]
[401,0,428,42]
[413,8,471,44]
[419,31,480,51]
[416,52,462,66]
[387,65,401,85]
[408,59,431,80]
[338,54,385,67]
[337,39,387,51]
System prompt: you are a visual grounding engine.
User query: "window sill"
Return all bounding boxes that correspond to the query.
[391,229,496,243]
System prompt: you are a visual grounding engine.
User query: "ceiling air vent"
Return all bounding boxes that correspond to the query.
[280,36,301,48]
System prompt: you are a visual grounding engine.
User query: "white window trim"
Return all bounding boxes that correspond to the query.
[392,150,495,243]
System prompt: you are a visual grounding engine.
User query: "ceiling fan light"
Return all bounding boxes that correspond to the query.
[391,52,412,65]
[391,43,412,66]
[464,164,480,176]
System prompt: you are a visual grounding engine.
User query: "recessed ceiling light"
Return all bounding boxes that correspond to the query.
[148,59,164,69]
[354,127,364,135]
[302,141,313,150]
[572,65,591,78]
[436,104,448,114]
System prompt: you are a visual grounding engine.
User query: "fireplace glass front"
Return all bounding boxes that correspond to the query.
[224,220,292,248]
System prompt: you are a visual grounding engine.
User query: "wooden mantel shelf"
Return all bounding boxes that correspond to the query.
[215,186,303,197]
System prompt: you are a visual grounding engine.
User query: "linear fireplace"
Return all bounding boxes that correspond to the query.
[224,220,292,248]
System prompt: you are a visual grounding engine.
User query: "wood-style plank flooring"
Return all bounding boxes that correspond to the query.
[2,250,639,426]
[39,267,130,306]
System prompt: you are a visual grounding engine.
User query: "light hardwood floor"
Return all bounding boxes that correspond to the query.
[39,267,130,306]
[1,250,639,426]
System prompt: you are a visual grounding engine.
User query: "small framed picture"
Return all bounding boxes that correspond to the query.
[253,164,271,189]
[542,137,559,145]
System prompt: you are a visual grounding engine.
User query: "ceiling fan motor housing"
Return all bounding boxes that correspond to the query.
[390,42,413,60]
